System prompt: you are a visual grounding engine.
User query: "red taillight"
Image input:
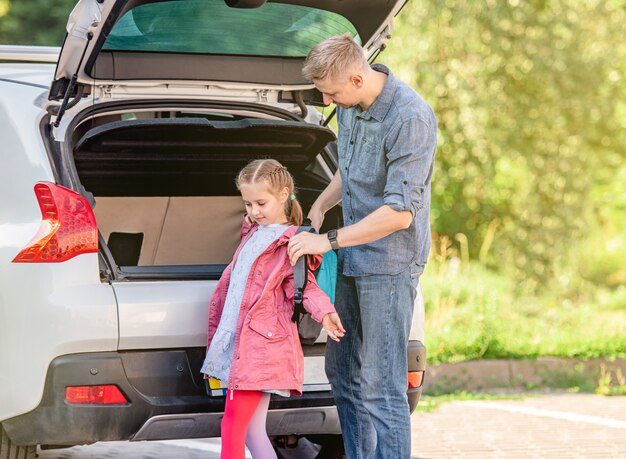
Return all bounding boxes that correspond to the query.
[65,385,128,405]
[13,182,98,263]
[408,371,424,389]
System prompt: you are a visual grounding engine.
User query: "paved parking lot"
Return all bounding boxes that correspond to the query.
[412,393,626,458]
[38,393,626,458]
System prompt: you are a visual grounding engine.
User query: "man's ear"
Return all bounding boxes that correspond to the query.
[350,74,364,88]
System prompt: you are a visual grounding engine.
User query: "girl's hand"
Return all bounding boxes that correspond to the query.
[244,213,254,225]
[322,312,346,342]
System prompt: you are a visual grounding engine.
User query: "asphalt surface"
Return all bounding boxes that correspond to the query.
[36,393,626,458]
[411,393,626,458]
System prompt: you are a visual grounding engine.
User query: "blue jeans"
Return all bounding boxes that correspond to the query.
[326,264,419,459]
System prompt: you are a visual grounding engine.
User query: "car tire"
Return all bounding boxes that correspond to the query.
[0,426,36,459]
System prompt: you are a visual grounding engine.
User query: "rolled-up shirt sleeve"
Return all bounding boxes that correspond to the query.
[383,117,437,217]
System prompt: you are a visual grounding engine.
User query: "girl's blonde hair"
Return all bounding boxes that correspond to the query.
[236,159,303,226]
[302,33,368,82]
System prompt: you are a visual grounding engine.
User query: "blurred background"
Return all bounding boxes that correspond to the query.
[383,0,626,369]
[1,0,624,368]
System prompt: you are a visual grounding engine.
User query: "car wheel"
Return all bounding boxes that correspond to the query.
[0,427,37,459]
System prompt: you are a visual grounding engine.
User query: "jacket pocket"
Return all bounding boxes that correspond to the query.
[248,317,287,340]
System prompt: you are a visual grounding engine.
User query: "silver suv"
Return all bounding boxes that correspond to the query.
[0,1,425,457]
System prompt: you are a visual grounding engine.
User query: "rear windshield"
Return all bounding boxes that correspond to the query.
[103,0,361,57]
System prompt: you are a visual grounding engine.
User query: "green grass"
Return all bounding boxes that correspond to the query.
[421,236,626,365]
[595,365,626,396]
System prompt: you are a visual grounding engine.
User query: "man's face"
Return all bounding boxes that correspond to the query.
[314,73,362,109]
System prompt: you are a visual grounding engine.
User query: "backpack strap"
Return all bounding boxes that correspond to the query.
[291,223,317,322]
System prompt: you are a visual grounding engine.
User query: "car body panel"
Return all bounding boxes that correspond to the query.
[114,280,214,349]
[411,284,426,343]
[0,77,119,422]
[0,46,59,63]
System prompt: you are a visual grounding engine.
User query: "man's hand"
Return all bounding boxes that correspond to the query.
[287,232,331,266]
[307,205,325,232]
[322,312,346,342]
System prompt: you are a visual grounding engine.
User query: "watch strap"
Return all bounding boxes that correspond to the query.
[327,229,340,250]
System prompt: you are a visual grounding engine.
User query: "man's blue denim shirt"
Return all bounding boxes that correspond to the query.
[336,64,437,276]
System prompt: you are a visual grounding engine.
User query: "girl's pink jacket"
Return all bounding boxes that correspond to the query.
[205,217,336,396]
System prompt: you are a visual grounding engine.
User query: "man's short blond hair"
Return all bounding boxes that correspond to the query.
[302,33,368,82]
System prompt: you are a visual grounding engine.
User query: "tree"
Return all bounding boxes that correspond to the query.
[0,0,76,46]
[382,0,626,289]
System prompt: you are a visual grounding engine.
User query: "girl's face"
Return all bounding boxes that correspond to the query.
[240,181,289,226]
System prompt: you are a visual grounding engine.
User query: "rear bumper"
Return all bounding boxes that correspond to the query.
[132,406,340,441]
[3,341,425,446]
[2,350,339,446]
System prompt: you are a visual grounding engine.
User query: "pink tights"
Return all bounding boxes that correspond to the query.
[221,390,276,459]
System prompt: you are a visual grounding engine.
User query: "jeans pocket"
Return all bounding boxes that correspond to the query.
[409,263,423,287]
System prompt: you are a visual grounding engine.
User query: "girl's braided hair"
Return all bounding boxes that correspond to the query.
[236,159,303,226]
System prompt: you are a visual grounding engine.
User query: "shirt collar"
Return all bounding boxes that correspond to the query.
[357,63,397,122]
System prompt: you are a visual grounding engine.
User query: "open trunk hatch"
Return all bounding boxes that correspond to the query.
[50,0,407,101]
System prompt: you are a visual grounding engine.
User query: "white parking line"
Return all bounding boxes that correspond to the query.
[464,401,626,429]
[155,439,253,458]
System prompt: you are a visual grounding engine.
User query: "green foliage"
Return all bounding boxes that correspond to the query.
[0,0,9,17]
[596,365,626,396]
[382,0,626,290]
[422,236,626,365]
[0,0,76,46]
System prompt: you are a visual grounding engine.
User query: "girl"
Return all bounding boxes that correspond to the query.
[201,159,345,459]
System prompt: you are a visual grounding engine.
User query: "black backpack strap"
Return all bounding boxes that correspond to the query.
[291,222,317,322]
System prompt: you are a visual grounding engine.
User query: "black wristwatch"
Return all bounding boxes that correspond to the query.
[327,229,340,251]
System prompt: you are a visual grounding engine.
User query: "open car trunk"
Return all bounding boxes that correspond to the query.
[73,117,336,273]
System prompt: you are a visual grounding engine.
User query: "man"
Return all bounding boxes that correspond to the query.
[287,34,436,459]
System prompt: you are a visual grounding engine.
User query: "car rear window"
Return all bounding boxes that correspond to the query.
[102,0,361,58]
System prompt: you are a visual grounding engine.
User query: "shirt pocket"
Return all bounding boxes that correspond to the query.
[356,136,383,175]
